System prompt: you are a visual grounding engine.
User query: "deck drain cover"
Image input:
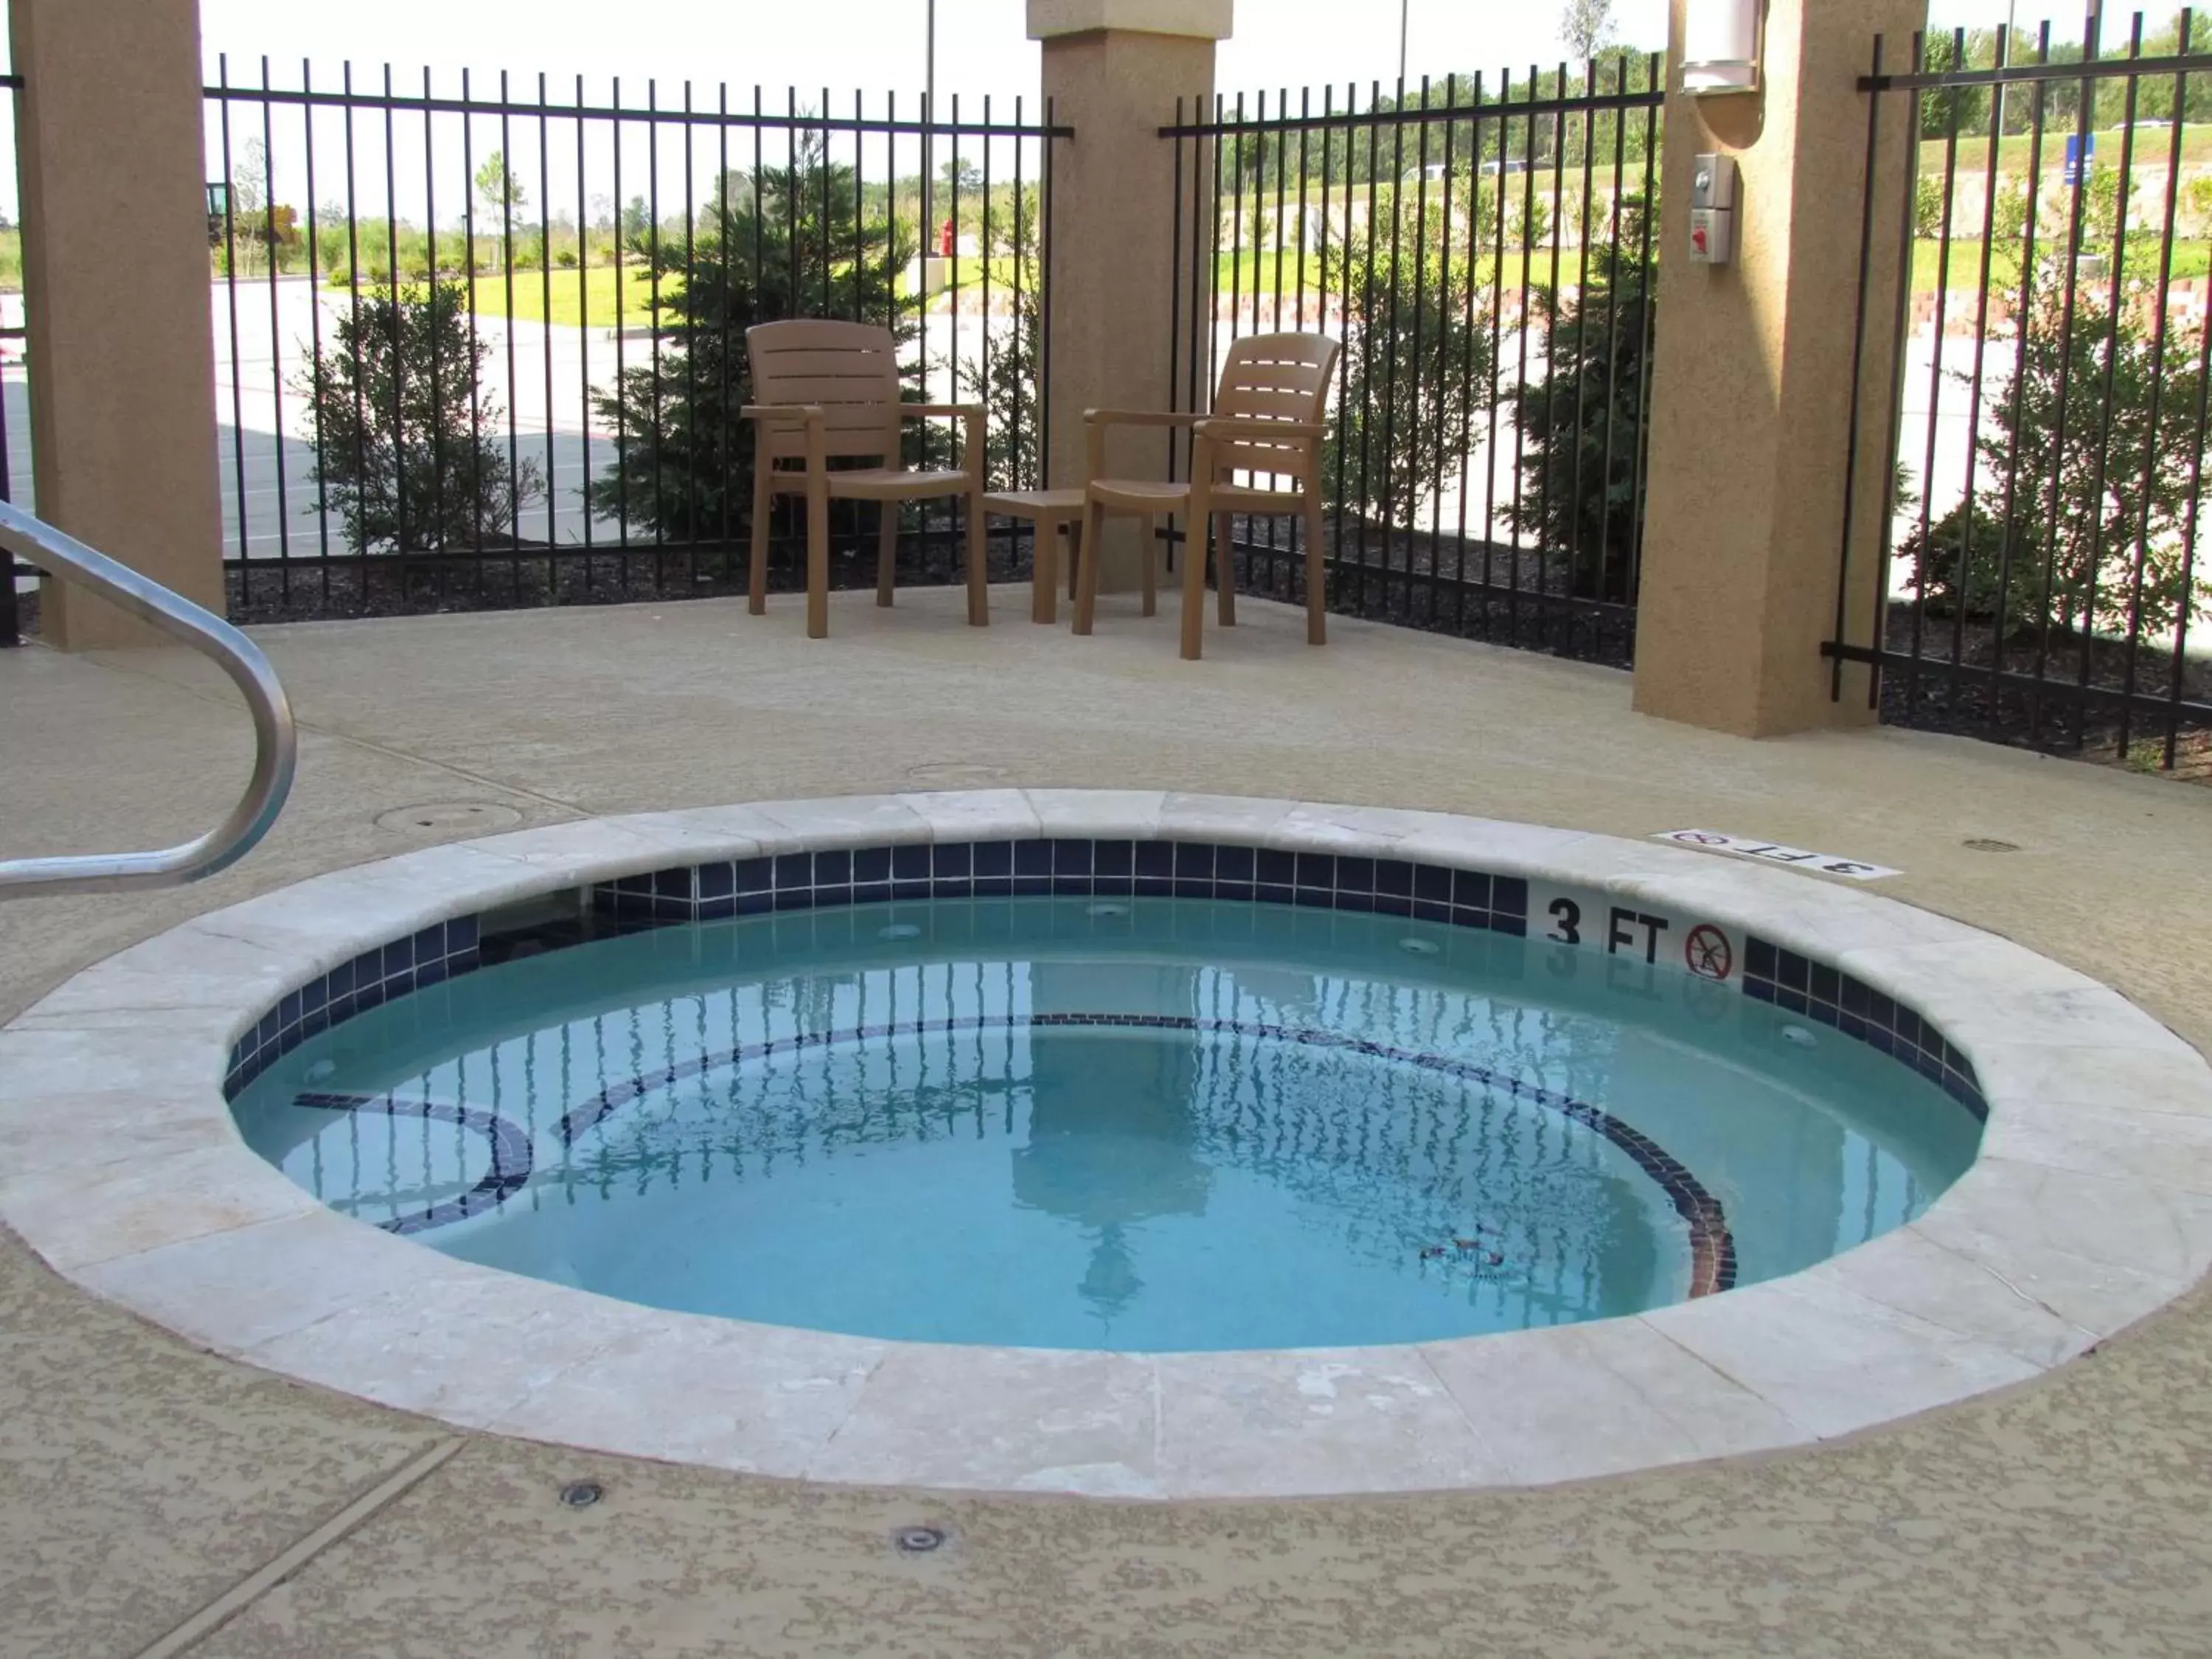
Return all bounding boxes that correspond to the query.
[558,1481,603,1509]
[1964,838,2023,853]
[893,1525,948,1554]
[375,801,524,835]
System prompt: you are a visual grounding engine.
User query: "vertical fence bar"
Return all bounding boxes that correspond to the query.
[1989,26,2054,714]
[1947,27,2009,722]
[539,74,554,585]
[2115,15,2193,761]
[575,74,594,586]
[1834,37,1891,701]
[1904,29,1967,730]
[302,61,332,608]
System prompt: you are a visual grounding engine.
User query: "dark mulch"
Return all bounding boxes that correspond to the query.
[1870,601,2212,782]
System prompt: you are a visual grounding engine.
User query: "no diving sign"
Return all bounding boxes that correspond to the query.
[1655,830,1901,881]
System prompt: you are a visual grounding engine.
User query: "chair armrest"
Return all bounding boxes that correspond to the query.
[904,403,988,482]
[740,403,824,424]
[1084,408,1203,429]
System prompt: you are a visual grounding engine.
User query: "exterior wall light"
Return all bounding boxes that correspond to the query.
[1682,0,1761,96]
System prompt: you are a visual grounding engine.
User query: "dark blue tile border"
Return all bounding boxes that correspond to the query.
[1744,938,1988,1121]
[219,839,1983,1139]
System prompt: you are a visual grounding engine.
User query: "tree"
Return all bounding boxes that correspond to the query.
[1559,0,1615,63]
[474,150,528,220]
[1321,193,1498,529]
[959,187,1045,492]
[298,281,544,554]
[1507,191,1658,603]
[586,126,916,543]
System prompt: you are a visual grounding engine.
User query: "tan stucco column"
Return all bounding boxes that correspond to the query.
[1032,0,1229,591]
[13,0,225,649]
[1631,0,1925,736]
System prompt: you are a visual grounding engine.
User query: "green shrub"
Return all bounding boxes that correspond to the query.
[296,280,544,554]
[1506,192,1656,602]
[1321,195,1497,528]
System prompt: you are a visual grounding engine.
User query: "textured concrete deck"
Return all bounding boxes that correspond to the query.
[4,583,2211,1657]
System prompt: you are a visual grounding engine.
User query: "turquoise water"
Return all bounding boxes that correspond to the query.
[230,898,1981,1352]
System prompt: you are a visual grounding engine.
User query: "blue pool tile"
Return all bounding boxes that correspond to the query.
[1217,880,1255,902]
[1054,839,1095,875]
[892,844,933,881]
[1015,840,1054,877]
[973,876,1014,897]
[733,858,773,895]
[1334,856,1374,894]
[1746,937,1778,981]
[1374,859,1413,898]
[1295,852,1335,891]
[1175,842,1215,880]
[773,854,813,891]
[736,891,775,917]
[1133,842,1175,880]
[852,882,892,907]
[696,862,735,900]
[651,865,694,900]
[1255,847,1296,887]
[1093,840,1133,877]
[1335,891,1376,914]
[1091,875,1134,897]
[1215,844,1255,883]
[932,877,974,900]
[1452,869,1492,910]
[852,846,892,884]
[1492,876,1529,915]
[1411,899,1452,923]
[813,849,852,888]
[973,841,1015,878]
[1256,882,1294,907]
[1172,878,1213,900]
[932,842,972,878]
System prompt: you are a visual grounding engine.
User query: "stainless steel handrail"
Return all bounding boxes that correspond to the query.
[0,502,296,897]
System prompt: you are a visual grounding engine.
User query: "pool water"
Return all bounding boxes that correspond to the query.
[230,898,1981,1352]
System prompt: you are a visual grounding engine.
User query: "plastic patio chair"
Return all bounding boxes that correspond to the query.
[1075,331,1340,661]
[742,319,988,639]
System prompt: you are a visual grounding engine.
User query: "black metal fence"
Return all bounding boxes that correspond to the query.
[204,58,1065,622]
[1160,58,1664,669]
[1829,11,2212,773]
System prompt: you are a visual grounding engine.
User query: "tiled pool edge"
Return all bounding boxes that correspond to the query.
[6,790,2211,1500]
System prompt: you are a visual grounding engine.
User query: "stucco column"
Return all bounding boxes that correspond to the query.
[1032,0,1228,591]
[1631,0,1925,736]
[13,0,225,649]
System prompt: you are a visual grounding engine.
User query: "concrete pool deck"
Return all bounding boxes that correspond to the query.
[4,583,2211,1655]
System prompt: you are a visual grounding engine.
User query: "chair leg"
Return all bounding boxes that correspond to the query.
[1304,496,1326,647]
[1216,512,1237,627]
[965,490,989,627]
[1180,496,1209,661]
[1068,516,1080,599]
[805,481,830,639]
[1139,515,1158,618]
[1074,498,1106,636]
[876,501,899,608]
[748,470,772,616]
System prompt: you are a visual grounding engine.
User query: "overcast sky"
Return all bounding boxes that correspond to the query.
[193,0,2057,101]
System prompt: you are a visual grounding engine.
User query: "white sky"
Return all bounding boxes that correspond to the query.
[193,1,2053,103]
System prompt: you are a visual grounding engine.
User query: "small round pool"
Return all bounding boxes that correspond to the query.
[229,892,1980,1353]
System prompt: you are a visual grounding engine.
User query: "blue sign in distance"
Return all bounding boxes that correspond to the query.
[2064,132,2096,184]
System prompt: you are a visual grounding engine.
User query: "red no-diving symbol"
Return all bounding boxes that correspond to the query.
[1686,925,1733,981]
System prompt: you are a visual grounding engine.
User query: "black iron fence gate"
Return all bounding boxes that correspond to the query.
[1160,58,1665,669]
[1829,11,2212,773]
[202,60,1065,622]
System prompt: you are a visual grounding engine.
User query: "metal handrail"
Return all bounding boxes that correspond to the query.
[0,502,296,897]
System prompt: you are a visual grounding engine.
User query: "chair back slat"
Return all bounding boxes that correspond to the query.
[1209,332,1340,480]
[748,319,901,462]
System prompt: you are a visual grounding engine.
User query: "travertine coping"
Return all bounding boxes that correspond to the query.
[4,792,2209,1501]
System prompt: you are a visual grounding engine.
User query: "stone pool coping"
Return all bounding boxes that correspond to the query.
[4,790,2209,1501]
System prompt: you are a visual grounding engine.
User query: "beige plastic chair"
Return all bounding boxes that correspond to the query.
[1076,332,1340,661]
[742,319,987,639]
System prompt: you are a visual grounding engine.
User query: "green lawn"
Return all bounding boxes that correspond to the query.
[1910,234,2212,293]
[330,262,669,329]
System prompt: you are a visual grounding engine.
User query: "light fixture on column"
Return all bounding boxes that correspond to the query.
[1682,0,1761,96]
